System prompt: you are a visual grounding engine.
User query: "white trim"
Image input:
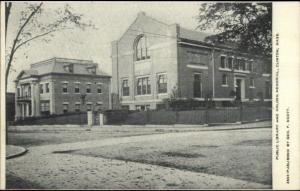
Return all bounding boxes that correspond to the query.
[62,102,69,104]
[234,70,250,74]
[74,82,81,84]
[193,98,205,101]
[97,101,103,104]
[121,99,163,104]
[86,82,92,85]
[221,84,229,87]
[62,81,69,84]
[97,82,103,85]
[187,64,208,70]
[75,102,81,104]
[264,99,272,101]
[249,86,255,89]
[86,102,93,105]
[219,68,232,72]
[262,73,271,77]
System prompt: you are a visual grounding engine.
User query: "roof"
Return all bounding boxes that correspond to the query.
[17,57,111,81]
[179,27,211,42]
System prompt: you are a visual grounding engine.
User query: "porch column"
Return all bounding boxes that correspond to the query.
[31,83,35,116]
[26,103,30,117]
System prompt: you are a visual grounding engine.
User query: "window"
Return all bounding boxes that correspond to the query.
[240,59,246,70]
[265,81,272,99]
[62,83,68,93]
[40,84,44,94]
[248,61,253,72]
[220,56,226,68]
[63,104,69,113]
[86,84,91,93]
[97,84,102,94]
[135,105,150,111]
[87,66,96,74]
[137,77,151,95]
[75,104,80,112]
[17,88,21,97]
[193,73,202,98]
[122,79,129,96]
[75,83,80,93]
[64,64,73,73]
[45,83,50,93]
[135,35,150,61]
[96,103,103,111]
[234,58,240,70]
[227,57,233,69]
[40,101,50,115]
[86,103,92,111]
[157,74,167,94]
[222,74,228,86]
[250,77,255,88]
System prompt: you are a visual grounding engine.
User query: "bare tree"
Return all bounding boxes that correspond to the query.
[5,2,94,92]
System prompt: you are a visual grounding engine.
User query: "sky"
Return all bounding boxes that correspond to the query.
[6,1,205,92]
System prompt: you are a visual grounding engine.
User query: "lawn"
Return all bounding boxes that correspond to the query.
[69,128,272,185]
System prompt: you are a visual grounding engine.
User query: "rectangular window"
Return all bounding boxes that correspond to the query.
[248,61,253,72]
[40,101,50,115]
[40,84,44,94]
[87,67,96,74]
[157,74,167,94]
[86,103,92,111]
[62,83,68,93]
[220,56,226,68]
[75,83,80,93]
[75,104,80,112]
[97,84,102,94]
[45,83,50,93]
[96,103,103,111]
[136,77,151,95]
[240,59,246,70]
[265,81,272,98]
[222,74,228,85]
[227,57,233,69]
[63,104,69,113]
[250,78,255,87]
[17,88,21,97]
[193,73,202,98]
[122,79,129,96]
[86,84,91,93]
[234,58,240,70]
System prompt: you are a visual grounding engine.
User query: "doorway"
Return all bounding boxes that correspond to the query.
[235,77,245,101]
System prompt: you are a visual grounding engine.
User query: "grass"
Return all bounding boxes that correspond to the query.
[6,173,43,189]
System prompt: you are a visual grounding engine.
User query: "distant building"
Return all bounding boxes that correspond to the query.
[15,58,111,120]
[111,12,272,110]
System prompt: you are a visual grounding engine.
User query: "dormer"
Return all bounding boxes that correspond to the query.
[63,64,74,73]
[86,65,96,75]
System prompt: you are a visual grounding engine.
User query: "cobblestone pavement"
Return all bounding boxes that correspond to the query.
[6,122,271,189]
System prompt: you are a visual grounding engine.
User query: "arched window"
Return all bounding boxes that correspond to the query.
[134,35,150,61]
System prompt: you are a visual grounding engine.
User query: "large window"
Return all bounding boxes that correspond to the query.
[249,77,255,88]
[75,83,80,93]
[248,61,253,72]
[220,56,226,68]
[63,104,68,113]
[97,84,102,94]
[193,73,202,98]
[135,35,150,61]
[86,84,91,93]
[137,77,151,95]
[265,81,272,99]
[222,74,228,86]
[227,57,233,69]
[122,79,129,96]
[45,83,50,93]
[40,101,50,115]
[75,103,80,112]
[40,84,44,94]
[157,74,167,93]
[62,83,68,93]
[86,103,92,111]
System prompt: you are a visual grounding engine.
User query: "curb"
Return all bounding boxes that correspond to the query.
[6,146,28,160]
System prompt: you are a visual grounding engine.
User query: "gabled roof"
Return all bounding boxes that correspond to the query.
[179,27,211,42]
[16,69,39,80]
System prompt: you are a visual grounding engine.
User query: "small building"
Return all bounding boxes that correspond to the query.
[111,12,272,110]
[15,57,111,120]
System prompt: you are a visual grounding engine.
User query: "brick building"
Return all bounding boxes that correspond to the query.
[111,12,272,110]
[15,58,111,120]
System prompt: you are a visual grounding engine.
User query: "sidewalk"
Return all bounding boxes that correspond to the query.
[8,121,271,133]
[6,145,27,159]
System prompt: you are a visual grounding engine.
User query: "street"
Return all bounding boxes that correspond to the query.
[6,122,272,189]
